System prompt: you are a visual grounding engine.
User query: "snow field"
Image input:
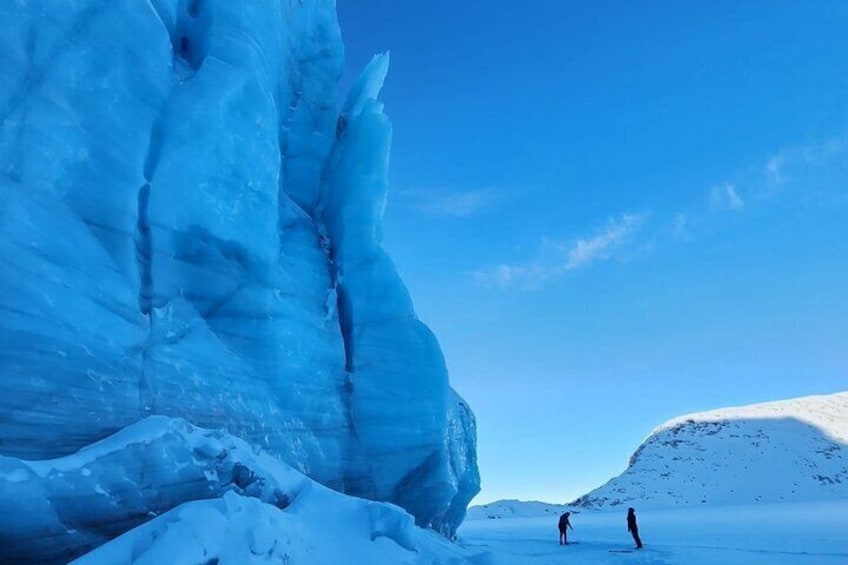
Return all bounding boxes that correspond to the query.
[460,501,848,565]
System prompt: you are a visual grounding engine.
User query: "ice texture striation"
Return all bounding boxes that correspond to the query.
[0,0,479,545]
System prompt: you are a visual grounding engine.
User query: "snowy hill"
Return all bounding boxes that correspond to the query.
[466,499,571,520]
[572,392,848,509]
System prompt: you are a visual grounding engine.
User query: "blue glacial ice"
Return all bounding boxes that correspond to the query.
[0,0,479,554]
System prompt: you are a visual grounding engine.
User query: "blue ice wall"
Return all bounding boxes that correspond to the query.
[0,0,478,538]
[321,54,480,532]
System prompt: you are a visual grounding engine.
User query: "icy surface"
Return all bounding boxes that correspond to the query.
[459,501,848,565]
[0,0,478,541]
[572,392,848,508]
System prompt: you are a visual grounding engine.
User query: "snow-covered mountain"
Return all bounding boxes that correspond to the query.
[0,0,478,558]
[466,499,571,521]
[572,392,848,509]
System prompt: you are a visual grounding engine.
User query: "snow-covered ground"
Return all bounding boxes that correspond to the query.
[462,392,848,564]
[460,501,848,564]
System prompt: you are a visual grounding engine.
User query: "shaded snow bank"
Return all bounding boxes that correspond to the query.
[0,417,484,564]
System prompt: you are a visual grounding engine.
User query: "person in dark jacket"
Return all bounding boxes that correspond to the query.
[626,507,643,549]
[558,511,574,545]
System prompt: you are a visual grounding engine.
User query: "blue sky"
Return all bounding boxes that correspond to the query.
[337,1,848,504]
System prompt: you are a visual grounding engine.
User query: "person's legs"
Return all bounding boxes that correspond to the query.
[559,530,565,545]
[631,529,643,549]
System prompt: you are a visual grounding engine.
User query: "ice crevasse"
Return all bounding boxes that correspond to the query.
[0,0,479,548]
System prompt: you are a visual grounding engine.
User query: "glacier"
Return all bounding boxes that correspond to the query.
[0,0,479,557]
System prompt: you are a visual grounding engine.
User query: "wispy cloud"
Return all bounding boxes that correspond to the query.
[669,138,846,246]
[726,185,744,209]
[564,213,644,270]
[710,184,744,212]
[763,138,847,189]
[473,137,846,291]
[472,264,549,290]
[672,212,688,241]
[402,187,517,218]
[765,155,786,186]
[475,137,835,288]
[473,213,646,290]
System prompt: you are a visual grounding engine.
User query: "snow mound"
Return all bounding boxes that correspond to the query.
[0,417,482,564]
[572,392,848,509]
[73,491,479,565]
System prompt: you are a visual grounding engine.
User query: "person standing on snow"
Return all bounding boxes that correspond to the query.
[627,507,643,549]
[558,511,574,545]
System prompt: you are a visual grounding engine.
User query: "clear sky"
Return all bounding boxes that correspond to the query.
[336,1,848,504]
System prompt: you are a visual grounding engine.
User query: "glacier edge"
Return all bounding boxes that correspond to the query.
[0,0,480,555]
